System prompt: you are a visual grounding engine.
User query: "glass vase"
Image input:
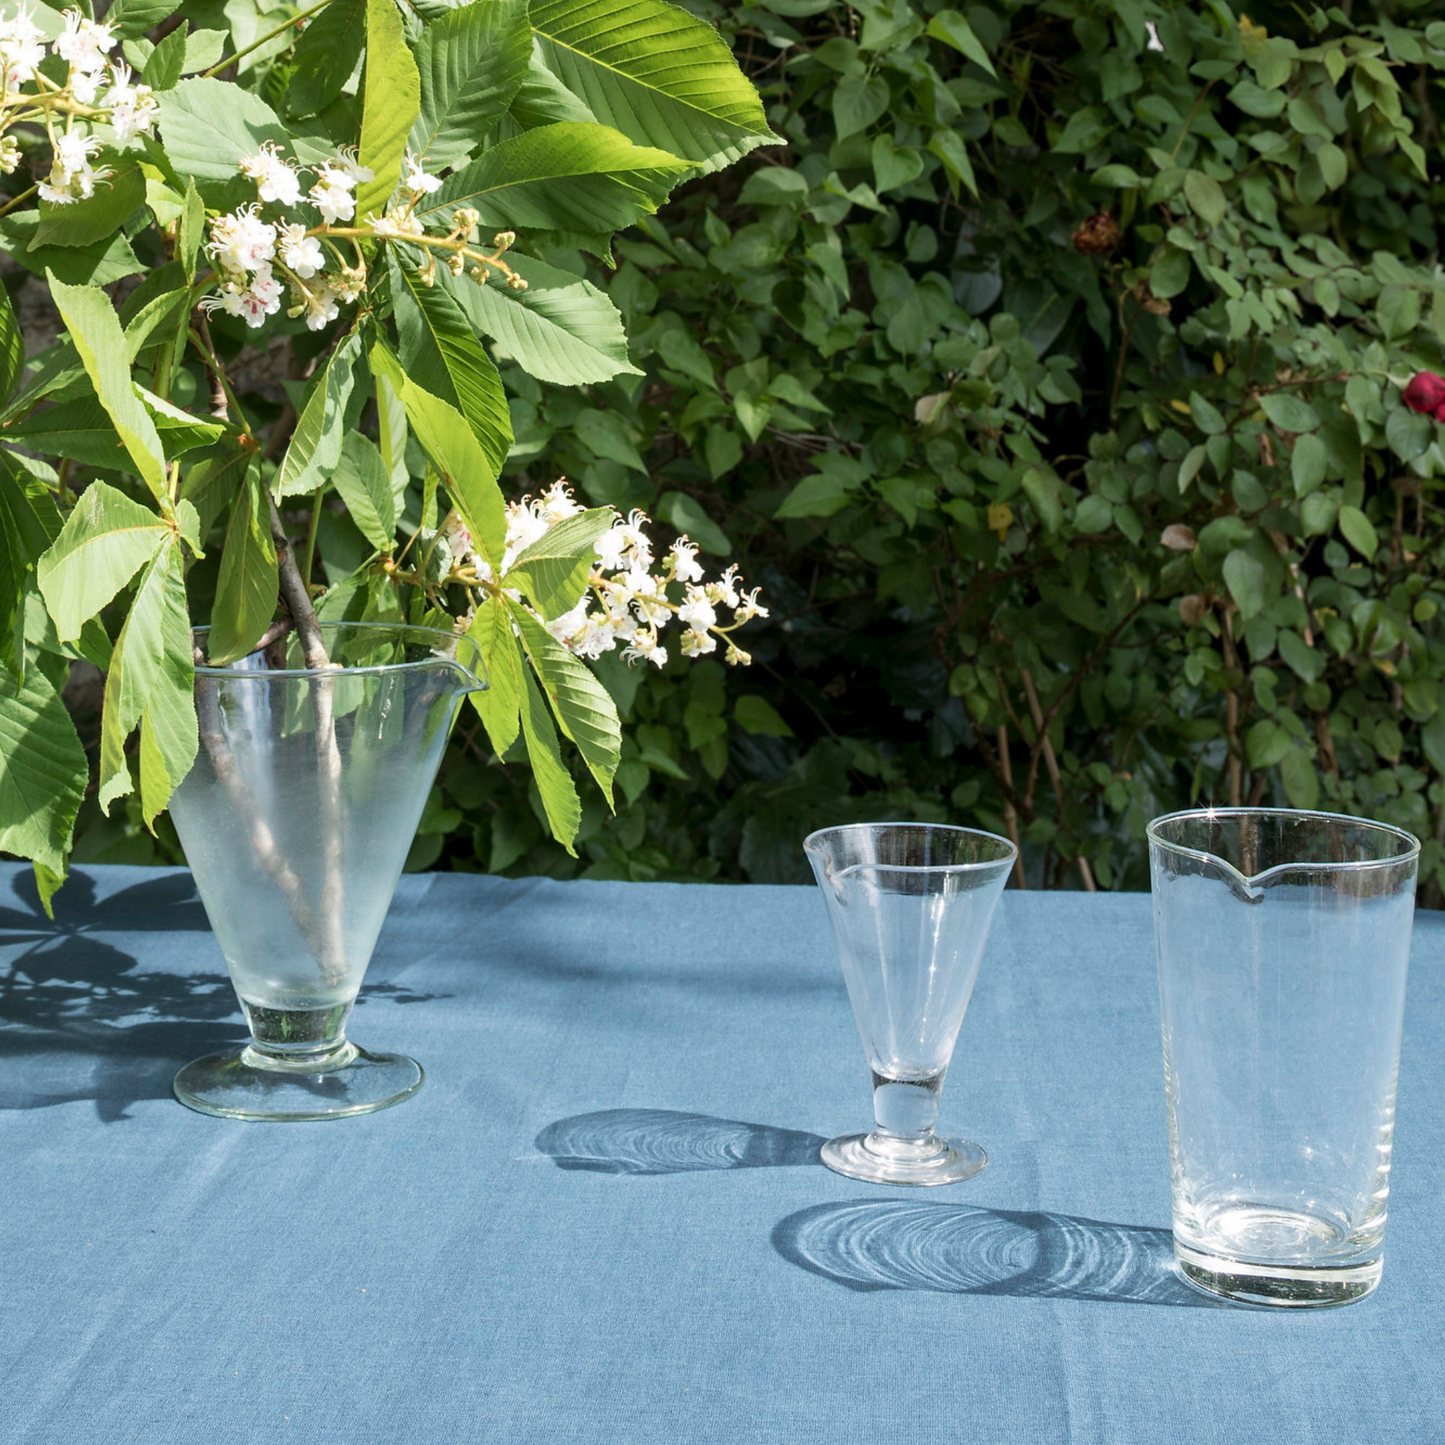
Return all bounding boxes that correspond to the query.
[170,622,485,1121]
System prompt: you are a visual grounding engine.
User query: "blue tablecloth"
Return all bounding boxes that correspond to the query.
[1,864,1441,1443]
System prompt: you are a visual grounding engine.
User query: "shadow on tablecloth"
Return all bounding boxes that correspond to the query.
[772,1200,1219,1307]
[0,869,437,1120]
[536,1108,827,1173]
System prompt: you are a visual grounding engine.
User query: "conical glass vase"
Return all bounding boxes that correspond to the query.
[170,622,485,1121]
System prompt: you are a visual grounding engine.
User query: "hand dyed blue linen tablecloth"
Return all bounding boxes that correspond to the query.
[0,863,1442,1444]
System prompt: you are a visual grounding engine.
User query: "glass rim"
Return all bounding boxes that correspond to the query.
[191,621,485,689]
[1146,806,1420,873]
[803,820,1019,873]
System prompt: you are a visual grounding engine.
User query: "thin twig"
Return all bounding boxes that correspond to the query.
[997,725,1026,890]
[1021,668,1096,892]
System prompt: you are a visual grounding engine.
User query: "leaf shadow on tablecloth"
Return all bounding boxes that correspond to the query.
[0,869,440,1121]
[772,1201,1221,1308]
[536,1108,828,1173]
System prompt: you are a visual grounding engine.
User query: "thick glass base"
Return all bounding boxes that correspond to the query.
[1175,1243,1382,1308]
[821,1130,987,1186]
[173,1040,424,1121]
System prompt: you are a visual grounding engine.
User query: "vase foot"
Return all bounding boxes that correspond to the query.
[173,1044,423,1121]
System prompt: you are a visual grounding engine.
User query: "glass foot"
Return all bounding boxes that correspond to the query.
[1175,1244,1381,1308]
[173,1041,424,1121]
[821,1131,987,1186]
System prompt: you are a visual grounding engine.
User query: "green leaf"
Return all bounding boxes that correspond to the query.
[140,23,188,91]
[504,505,614,619]
[420,121,690,234]
[927,130,978,198]
[1020,466,1065,534]
[357,0,422,222]
[1189,392,1226,435]
[1223,548,1268,618]
[1280,747,1320,811]
[392,254,512,467]
[0,656,88,878]
[529,0,779,175]
[329,433,396,553]
[1385,404,1431,463]
[832,76,889,140]
[208,467,277,665]
[1259,393,1321,433]
[287,0,367,117]
[1150,248,1191,300]
[574,408,646,472]
[0,281,23,406]
[1291,433,1326,496]
[514,604,621,804]
[0,457,57,679]
[518,655,582,853]
[443,253,639,386]
[1183,171,1227,228]
[371,339,506,567]
[177,180,204,285]
[736,694,793,736]
[31,162,145,249]
[108,0,177,37]
[157,78,289,194]
[36,480,169,641]
[656,490,731,554]
[274,330,364,498]
[1338,504,1378,560]
[47,275,168,505]
[410,0,531,170]
[0,215,141,286]
[509,51,599,127]
[466,595,522,756]
[926,10,995,74]
[1277,628,1323,684]
[97,537,196,826]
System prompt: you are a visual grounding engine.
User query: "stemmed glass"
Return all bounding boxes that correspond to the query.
[805,822,1016,1185]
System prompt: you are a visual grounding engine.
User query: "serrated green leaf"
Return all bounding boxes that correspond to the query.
[97,537,196,824]
[410,0,530,170]
[274,330,363,498]
[529,0,779,175]
[514,604,620,804]
[177,181,204,284]
[1189,392,1226,435]
[0,455,55,679]
[466,595,522,756]
[157,78,290,194]
[443,253,639,386]
[329,433,395,552]
[1280,746,1320,811]
[36,480,168,641]
[0,214,142,285]
[1385,403,1431,463]
[518,649,581,851]
[140,23,187,90]
[108,0,176,37]
[420,121,690,235]
[47,274,168,505]
[357,0,421,222]
[1291,432,1326,496]
[371,338,506,567]
[656,490,731,554]
[504,505,614,618]
[0,281,22,406]
[208,467,277,665]
[287,0,367,117]
[0,655,88,877]
[392,253,512,468]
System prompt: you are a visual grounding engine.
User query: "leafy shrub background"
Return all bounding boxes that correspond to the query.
[75,0,1445,900]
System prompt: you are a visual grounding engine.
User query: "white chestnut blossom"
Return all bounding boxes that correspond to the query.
[0,6,47,85]
[241,142,303,206]
[206,204,276,278]
[104,65,158,142]
[54,9,113,73]
[278,222,324,278]
[401,152,443,198]
[309,163,359,224]
[38,130,107,204]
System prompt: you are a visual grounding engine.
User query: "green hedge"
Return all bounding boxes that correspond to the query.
[81,0,1445,897]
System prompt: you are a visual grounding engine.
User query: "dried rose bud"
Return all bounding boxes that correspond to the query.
[1403,372,1445,420]
[1179,594,1209,627]
[1072,212,1122,255]
[1161,524,1196,551]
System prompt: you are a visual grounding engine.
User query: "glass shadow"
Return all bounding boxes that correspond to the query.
[772,1200,1220,1308]
[0,869,438,1119]
[536,1108,827,1174]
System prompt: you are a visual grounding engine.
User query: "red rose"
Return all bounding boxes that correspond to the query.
[1403,372,1445,416]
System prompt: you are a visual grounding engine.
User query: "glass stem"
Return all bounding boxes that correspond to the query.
[871,1069,945,1146]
